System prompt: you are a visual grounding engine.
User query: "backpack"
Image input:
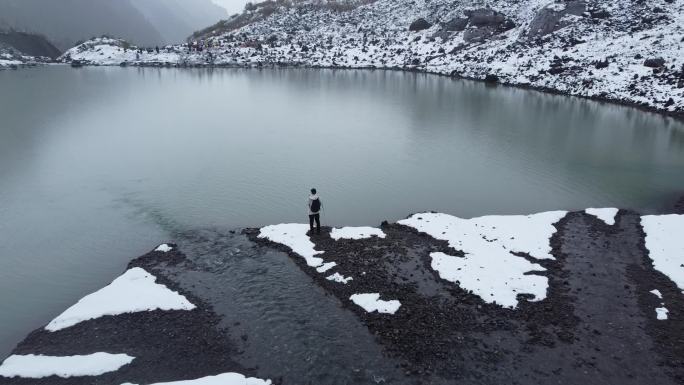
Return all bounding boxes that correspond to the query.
[311,198,321,213]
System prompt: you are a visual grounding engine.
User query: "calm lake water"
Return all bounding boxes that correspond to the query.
[1,66,683,361]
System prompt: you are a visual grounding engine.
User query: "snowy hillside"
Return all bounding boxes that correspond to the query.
[60,0,684,116]
[0,42,50,69]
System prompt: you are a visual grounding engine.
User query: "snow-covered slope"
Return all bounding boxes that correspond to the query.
[0,42,50,69]
[60,0,684,116]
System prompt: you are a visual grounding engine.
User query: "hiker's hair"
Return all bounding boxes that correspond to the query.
[311,188,317,195]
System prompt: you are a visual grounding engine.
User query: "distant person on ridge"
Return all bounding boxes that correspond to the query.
[308,188,322,235]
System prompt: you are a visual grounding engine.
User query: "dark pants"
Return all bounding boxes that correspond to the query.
[309,213,321,234]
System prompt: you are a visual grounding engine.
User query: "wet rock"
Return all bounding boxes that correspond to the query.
[484,74,499,83]
[409,18,432,32]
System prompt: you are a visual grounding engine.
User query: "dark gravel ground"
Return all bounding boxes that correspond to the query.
[247,210,684,384]
[2,208,682,385]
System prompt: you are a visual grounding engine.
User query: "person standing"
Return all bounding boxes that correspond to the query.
[308,188,322,235]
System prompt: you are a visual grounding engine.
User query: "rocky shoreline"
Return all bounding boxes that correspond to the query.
[2,207,682,384]
[1,246,260,385]
[54,62,684,121]
[247,210,684,384]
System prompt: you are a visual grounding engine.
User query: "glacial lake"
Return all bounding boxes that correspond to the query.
[1,66,683,360]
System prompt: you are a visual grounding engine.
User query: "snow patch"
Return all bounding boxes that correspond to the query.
[330,227,386,240]
[656,307,669,320]
[350,293,401,314]
[45,267,195,332]
[316,262,337,273]
[327,272,353,284]
[642,215,684,293]
[585,208,618,226]
[258,224,325,267]
[398,211,566,308]
[155,244,174,252]
[430,251,547,308]
[121,372,271,385]
[0,353,134,378]
[650,289,663,299]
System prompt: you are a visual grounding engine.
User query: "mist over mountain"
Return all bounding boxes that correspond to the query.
[0,0,227,52]
[130,0,228,45]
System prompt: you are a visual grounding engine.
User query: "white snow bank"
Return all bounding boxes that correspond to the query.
[327,272,353,284]
[350,293,401,314]
[0,353,134,378]
[46,267,195,332]
[656,307,669,320]
[585,208,619,226]
[121,372,271,385]
[258,224,324,267]
[155,244,174,252]
[650,289,663,299]
[330,227,386,240]
[398,211,566,308]
[642,215,684,293]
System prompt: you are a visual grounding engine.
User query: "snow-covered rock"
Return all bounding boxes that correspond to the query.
[330,227,386,240]
[327,272,353,284]
[642,214,684,293]
[0,353,134,378]
[155,243,174,252]
[121,372,272,385]
[399,211,567,308]
[45,267,195,332]
[350,293,401,314]
[60,0,684,116]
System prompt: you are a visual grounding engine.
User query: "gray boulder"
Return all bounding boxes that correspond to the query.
[464,27,495,43]
[432,17,468,40]
[528,1,587,38]
[459,8,516,43]
[409,18,432,32]
[465,9,506,27]
[644,57,665,68]
[443,17,469,32]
